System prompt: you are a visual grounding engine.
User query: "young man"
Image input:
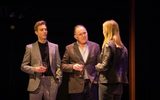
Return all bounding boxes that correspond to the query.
[21,20,62,100]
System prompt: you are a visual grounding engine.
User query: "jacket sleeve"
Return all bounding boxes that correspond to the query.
[95,44,112,72]
[61,46,75,72]
[55,45,63,82]
[21,44,35,74]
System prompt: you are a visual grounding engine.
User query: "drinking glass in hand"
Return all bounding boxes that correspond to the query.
[42,62,48,77]
[78,64,84,78]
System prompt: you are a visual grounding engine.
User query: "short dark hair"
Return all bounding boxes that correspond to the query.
[34,20,46,31]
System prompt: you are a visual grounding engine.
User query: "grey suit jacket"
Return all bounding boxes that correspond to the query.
[61,41,100,93]
[21,41,62,91]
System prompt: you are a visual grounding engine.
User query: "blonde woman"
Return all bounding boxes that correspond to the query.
[96,20,128,100]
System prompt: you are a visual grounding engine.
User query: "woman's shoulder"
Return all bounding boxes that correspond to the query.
[108,40,116,48]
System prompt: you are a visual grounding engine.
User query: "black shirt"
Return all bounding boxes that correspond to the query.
[38,41,53,76]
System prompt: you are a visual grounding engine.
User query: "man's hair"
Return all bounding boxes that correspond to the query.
[74,24,86,35]
[34,20,46,31]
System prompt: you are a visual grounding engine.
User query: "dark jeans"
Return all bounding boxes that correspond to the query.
[70,80,98,100]
[99,83,123,100]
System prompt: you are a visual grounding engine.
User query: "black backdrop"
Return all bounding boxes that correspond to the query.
[0,2,133,99]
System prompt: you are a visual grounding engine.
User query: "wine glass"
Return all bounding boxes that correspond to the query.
[42,62,48,77]
[78,64,84,78]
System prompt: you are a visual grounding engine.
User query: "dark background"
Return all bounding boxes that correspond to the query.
[0,0,152,99]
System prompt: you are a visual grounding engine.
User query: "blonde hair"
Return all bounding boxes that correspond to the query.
[102,19,124,48]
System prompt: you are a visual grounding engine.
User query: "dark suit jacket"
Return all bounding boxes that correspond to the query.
[61,41,100,93]
[21,41,62,91]
[96,41,128,84]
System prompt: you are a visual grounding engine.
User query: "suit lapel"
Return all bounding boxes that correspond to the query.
[85,41,91,64]
[73,42,91,64]
[48,42,53,66]
[74,42,84,62]
[33,41,42,64]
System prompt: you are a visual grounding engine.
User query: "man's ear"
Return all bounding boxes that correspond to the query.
[74,34,77,39]
[35,31,38,35]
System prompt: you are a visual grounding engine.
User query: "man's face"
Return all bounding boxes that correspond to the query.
[74,26,88,45]
[35,24,48,40]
